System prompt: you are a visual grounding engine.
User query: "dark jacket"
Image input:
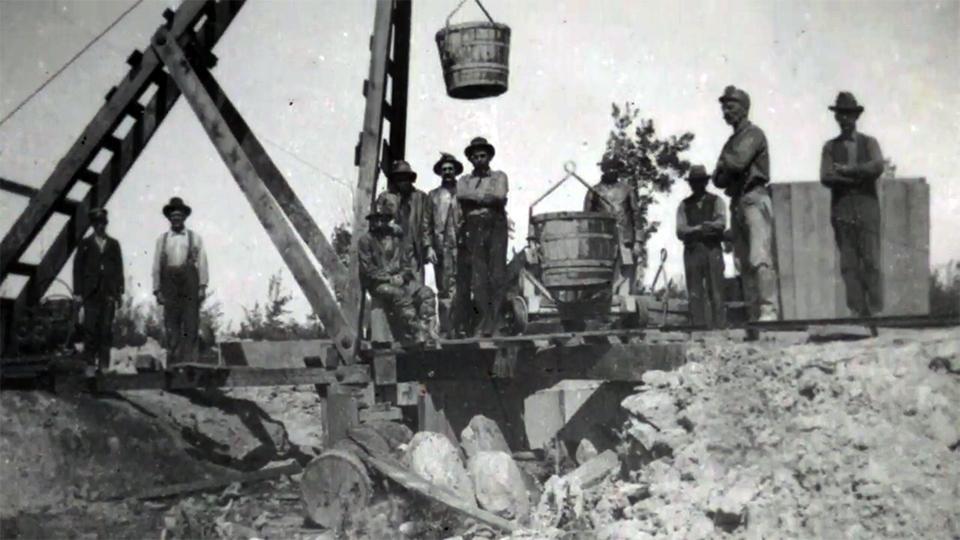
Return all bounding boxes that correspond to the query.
[819,132,884,222]
[357,229,415,290]
[73,234,124,299]
[375,189,433,268]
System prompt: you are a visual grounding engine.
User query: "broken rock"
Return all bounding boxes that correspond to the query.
[405,432,474,502]
[468,450,529,519]
[460,415,510,460]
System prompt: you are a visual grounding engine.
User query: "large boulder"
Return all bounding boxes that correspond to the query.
[468,450,530,519]
[460,415,510,460]
[404,432,474,501]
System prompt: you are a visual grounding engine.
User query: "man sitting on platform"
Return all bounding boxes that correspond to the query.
[358,199,439,345]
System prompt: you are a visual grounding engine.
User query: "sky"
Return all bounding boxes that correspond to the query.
[1,0,958,328]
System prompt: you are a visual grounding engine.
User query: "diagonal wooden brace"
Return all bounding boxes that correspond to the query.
[152,29,356,363]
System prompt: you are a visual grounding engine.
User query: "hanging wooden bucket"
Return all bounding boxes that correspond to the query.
[435,21,510,99]
[530,211,619,319]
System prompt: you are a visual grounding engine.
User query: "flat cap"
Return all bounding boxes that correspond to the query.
[718,85,750,108]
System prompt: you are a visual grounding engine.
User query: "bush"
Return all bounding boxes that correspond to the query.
[930,264,960,316]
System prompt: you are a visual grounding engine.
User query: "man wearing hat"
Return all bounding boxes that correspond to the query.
[375,160,434,283]
[427,152,464,335]
[358,198,438,344]
[454,136,509,337]
[676,165,728,328]
[73,208,124,371]
[820,91,885,317]
[152,197,209,364]
[584,153,644,296]
[712,85,778,323]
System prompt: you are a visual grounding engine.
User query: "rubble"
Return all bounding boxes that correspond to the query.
[460,414,511,459]
[404,431,475,502]
[468,450,530,519]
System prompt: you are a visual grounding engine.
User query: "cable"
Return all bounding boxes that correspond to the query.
[0,0,144,128]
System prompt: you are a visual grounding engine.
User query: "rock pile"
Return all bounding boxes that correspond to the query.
[519,328,960,538]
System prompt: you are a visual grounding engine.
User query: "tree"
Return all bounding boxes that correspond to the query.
[237,272,323,340]
[603,102,695,272]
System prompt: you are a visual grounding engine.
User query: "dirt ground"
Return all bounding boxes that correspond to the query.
[1,328,957,539]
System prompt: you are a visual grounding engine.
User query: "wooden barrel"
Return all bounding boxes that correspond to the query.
[435,22,510,99]
[530,211,619,319]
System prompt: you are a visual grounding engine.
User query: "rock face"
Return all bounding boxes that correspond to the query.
[0,391,225,517]
[121,389,291,470]
[404,432,474,502]
[460,414,510,460]
[468,451,530,519]
[608,329,960,539]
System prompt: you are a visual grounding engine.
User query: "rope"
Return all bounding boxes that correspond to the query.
[445,0,495,27]
[0,0,145,128]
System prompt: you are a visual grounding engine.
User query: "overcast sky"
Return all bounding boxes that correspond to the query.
[1,0,957,327]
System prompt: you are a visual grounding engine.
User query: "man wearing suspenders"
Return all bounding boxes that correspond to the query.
[152,197,209,364]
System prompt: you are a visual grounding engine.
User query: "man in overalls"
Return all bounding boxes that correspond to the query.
[676,165,728,328]
[152,197,209,364]
[819,91,885,317]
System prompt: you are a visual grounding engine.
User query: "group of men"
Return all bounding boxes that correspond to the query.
[72,86,887,363]
[358,136,510,343]
[73,196,208,371]
[676,87,885,328]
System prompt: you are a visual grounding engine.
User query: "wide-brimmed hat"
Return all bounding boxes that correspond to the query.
[828,91,864,114]
[162,197,192,218]
[464,136,495,159]
[387,160,418,182]
[718,85,751,109]
[88,207,108,223]
[686,164,711,182]
[433,152,464,176]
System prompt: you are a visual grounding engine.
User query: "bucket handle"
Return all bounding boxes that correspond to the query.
[528,162,619,222]
[446,0,496,27]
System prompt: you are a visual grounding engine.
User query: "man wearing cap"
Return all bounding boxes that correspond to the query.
[712,85,778,322]
[583,153,644,295]
[152,197,209,364]
[358,199,438,344]
[677,165,728,328]
[375,160,434,283]
[454,136,509,337]
[820,91,885,317]
[428,152,463,335]
[73,208,124,371]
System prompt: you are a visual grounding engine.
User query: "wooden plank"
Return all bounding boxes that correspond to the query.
[771,184,795,319]
[219,339,335,368]
[813,183,839,318]
[346,0,395,341]
[909,180,930,314]
[108,462,301,501]
[94,365,370,391]
[0,0,240,278]
[153,32,356,363]
[880,180,909,316]
[325,392,359,446]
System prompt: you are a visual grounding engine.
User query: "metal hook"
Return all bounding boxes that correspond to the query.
[563,161,576,174]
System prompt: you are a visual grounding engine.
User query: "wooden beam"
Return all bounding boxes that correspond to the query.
[346,0,395,340]
[152,31,357,363]
[387,0,411,160]
[108,462,302,501]
[0,0,242,280]
[91,365,371,392]
[190,67,350,312]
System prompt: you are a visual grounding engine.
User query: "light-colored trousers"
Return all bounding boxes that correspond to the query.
[731,187,779,320]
